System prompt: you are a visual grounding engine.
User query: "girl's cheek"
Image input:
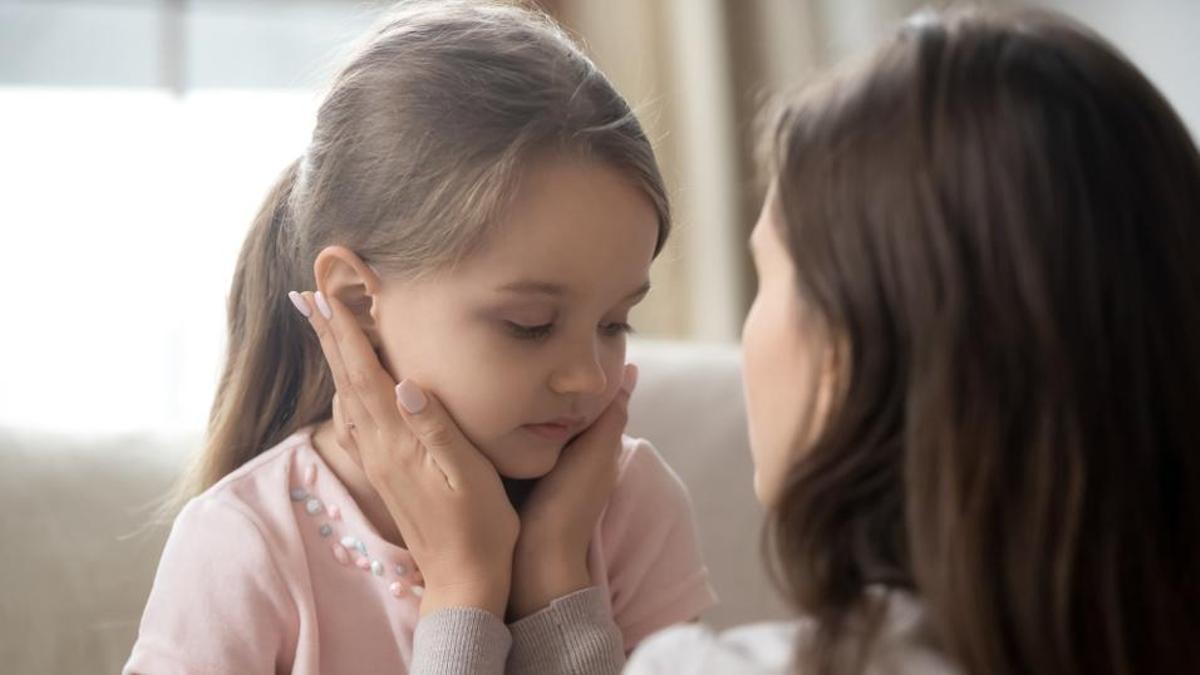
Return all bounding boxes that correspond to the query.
[602,354,627,401]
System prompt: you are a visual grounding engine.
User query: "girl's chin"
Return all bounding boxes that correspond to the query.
[486,439,563,480]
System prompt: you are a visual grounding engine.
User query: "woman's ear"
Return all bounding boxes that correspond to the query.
[313,245,385,348]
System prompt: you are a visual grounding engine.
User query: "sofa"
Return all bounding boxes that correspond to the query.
[0,339,790,674]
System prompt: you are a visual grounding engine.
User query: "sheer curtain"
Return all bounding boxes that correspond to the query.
[554,0,1200,344]
[551,0,928,342]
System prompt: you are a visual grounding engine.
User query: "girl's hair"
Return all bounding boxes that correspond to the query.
[763,7,1200,675]
[174,0,670,508]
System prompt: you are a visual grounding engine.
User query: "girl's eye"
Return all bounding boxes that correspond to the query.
[507,322,554,341]
[600,322,635,337]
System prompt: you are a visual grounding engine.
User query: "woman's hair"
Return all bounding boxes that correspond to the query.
[173,0,670,508]
[763,7,1200,675]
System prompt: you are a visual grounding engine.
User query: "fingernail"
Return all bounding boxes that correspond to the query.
[314,291,333,320]
[396,379,427,414]
[622,363,639,395]
[288,291,311,318]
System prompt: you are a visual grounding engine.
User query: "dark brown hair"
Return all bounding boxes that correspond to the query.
[764,7,1200,674]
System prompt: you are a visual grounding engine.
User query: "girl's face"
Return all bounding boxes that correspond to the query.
[741,193,831,506]
[373,155,659,479]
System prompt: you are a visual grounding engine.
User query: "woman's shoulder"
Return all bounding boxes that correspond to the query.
[626,590,959,675]
[625,620,803,675]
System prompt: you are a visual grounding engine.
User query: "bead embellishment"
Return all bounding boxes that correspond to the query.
[340,536,368,557]
[332,544,350,565]
[291,471,421,601]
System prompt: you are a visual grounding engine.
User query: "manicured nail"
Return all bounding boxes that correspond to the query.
[396,380,427,414]
[288,291,311,318]
[622,363,639,395]
[314,291,333,320]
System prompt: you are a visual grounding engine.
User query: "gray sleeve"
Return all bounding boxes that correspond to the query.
[506,586,626,675]
[409,607,512,675]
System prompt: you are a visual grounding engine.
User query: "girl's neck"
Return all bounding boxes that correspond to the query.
[309,417,406,549]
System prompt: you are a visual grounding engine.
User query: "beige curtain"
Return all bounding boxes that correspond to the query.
[545,0,932,341]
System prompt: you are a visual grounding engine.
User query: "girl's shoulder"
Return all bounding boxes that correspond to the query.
[608,435,696,529]
[126,432,311,674]
[170,426,317,560]
[601,437,719,649]
[193,425,314,509]
[614,435,683,495]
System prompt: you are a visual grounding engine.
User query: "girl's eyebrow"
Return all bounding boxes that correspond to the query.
[496,280,652,302]
[496,280,566,297]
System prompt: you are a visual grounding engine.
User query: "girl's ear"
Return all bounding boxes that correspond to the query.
[312,245,385,347]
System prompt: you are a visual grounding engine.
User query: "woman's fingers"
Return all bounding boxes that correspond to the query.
[291,291,375,436]
[289,291,518,615]
[331,393,361,463]
[574,363,638,443]
[310,290,401,429]
[289,288,479,489]
[537,363,637,488]
[394,379,486,487]
[294,290,401,435]
[542,363,637,487]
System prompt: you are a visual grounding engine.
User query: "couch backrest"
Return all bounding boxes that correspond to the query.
[0,340,788,674]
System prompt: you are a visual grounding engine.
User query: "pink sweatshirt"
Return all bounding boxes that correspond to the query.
[124,426,716,674]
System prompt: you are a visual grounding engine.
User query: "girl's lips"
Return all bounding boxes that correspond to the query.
[521,418,585,441]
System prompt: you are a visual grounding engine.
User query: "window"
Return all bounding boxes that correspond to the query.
[0,1,390,433]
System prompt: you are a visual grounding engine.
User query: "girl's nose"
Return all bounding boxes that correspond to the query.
[548,343,609,396]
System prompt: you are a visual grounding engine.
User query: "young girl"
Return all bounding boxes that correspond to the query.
[124,2,715,673]
[373,6,1200,675]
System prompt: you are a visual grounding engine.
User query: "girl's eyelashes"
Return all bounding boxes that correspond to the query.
[506,321,554,341]
[600,321,635,337]
[503,320,636,341]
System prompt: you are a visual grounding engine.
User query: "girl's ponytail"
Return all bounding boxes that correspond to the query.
[169,159,333,510]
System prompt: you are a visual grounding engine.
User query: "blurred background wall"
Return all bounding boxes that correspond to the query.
[2,0,1197,435]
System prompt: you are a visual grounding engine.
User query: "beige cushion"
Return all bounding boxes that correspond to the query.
[627,341,790,630]
[0,339,787,674]
[0,429,192,674]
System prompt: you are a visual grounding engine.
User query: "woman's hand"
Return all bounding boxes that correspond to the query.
[291,290,519,619]
[507,364,638,620]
